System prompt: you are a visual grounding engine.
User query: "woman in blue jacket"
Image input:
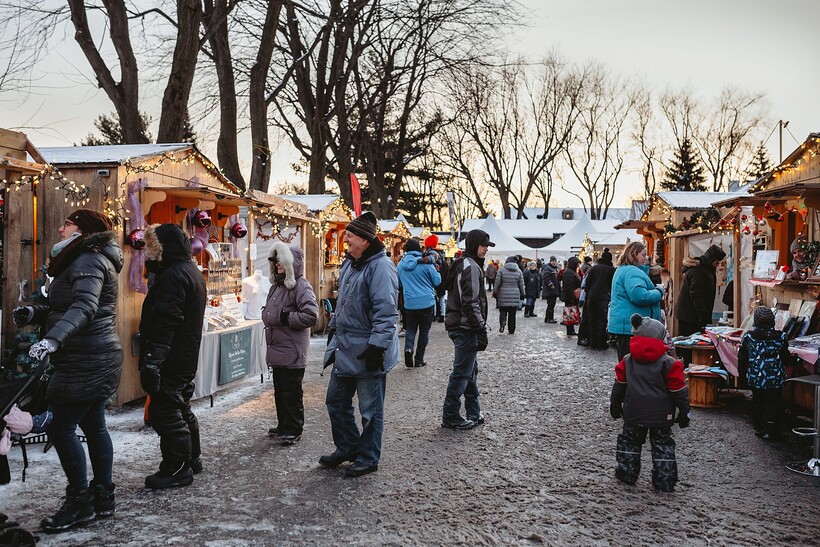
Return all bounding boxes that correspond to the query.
[608,241,663,360]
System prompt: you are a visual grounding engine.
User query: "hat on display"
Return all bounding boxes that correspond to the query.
[67,209,113,234]
[404,238,421,253]
[424,234,439,249]
[630,314,668,341]
[753,306,775,329]
[346,211,378,242]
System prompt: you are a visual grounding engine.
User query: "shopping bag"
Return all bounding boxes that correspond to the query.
[562,305,580,326]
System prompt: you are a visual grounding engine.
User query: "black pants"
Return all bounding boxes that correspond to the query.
[614,334,631,361]
[148,378,200,470]
[577,304,589,340]
[544,297,557,321]
[586,299,610,349]
[751,386,782,436]
[487,278,495,291]
[272,367,306,436]
[616,423,677,491]
[499,307,517,334]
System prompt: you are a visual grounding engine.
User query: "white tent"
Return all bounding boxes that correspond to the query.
[538,213,600,261]
[458,215,537,260]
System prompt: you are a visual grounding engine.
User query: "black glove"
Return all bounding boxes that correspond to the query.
[358,344,385,372]
[12,306,34,327]
[327,329,335,346]
[609,403,622,419]
[140,363,162,395]
[476,329,488,352]
[280,310,290,325]
[677,409,690,428]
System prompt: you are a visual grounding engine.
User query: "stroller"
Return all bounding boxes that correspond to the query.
[0,343,50,485]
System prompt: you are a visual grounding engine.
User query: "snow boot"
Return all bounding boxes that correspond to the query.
[41,486,95,533]
[90,480,116,518]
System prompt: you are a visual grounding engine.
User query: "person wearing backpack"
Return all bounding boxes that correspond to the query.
[737,306,790,441]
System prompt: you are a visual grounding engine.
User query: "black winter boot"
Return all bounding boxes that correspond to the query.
[90,480,116,518]
[41,486,95,533]
[145,461,194,489]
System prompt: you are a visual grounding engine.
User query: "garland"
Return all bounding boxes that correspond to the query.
[256,220,299,243]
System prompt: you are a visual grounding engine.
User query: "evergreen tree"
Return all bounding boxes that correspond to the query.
[745,141,772,180]
[80,112,152,146]
[661,137,707,192]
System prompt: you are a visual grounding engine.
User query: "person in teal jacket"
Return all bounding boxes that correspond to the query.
[397,238,441,367]
[608,241,663,360]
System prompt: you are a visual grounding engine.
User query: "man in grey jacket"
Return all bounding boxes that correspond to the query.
[321,212,400,477]
[442,229,494,430]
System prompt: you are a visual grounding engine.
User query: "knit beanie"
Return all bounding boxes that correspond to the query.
[346,211,378,242]
[790,239,804,253]
[753,306,775,329]
[549,256,557,262]
[528,261,536,268]
[424,234,439,249]
[702,244,726,264]
[404,238,421,253]
[630,313,667,340]
[67,209,113,234]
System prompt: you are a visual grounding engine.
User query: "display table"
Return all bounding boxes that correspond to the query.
[192,319,266,401]
[706,330,819,379]
[785,375,820,477]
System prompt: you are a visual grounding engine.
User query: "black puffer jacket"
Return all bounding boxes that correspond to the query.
[560,257,582,305]
[676,257,717,328]
[39,231,123,404]
[140,224,207,378]
[584,260,615,304]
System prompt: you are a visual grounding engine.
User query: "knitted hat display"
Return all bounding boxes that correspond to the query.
[404,238,421,253]
[424,234,439,249]
[753,306,775,329]
[630,313,667,340]
[702,244,726,264]
[346,211,378,242]
[67,209,113,234]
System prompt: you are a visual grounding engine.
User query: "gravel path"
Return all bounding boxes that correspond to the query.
[2,300,819,546]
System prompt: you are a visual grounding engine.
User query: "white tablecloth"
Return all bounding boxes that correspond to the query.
[192,319,266,400]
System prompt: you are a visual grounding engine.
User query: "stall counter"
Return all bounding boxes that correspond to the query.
[192,319,266,400]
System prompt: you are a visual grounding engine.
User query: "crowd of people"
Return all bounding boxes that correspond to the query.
[2,208,744,537]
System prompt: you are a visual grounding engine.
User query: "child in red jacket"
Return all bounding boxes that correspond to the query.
[610,314,690,492]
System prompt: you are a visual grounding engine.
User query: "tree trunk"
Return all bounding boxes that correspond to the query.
[203,0,245,190]
[247,0,283,192]
[68,0,147,143]
[157,0,202,143]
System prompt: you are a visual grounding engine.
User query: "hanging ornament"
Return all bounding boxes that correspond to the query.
[764,201,772,212]
[753,229,759,236]
[730,217,737,225]
[230,222,248,239]
[757,216,767,226]
[127,229,145,249]
[193,209,212,228]
[740,214,748,222]
[741,226,750,234]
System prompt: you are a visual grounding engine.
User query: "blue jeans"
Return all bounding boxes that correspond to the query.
[404,306,434,363]
[325,373,387,466]
[443,329,481,420]
[47,399,113,489]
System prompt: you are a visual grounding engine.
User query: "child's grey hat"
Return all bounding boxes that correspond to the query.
[630,314,667,340]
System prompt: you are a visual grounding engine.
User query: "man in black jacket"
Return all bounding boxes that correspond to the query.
[140,224,207,489]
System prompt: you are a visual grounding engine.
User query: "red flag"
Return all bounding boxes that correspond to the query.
[350,173,362,217]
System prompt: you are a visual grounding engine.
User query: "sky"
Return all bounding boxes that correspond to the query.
[3,0,819,209]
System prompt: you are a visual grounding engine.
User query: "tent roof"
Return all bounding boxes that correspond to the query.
[460,216,622,240]
[279,194,339,212]
[539,213,599,256]
[458,215,536,257]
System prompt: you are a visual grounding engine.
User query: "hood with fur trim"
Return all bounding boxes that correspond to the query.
[268,241,304,289]
[144,224,192,265]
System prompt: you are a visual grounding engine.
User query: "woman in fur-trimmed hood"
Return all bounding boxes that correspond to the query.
[261,241,319,444]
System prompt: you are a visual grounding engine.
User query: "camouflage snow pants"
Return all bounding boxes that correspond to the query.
[615,423,677,492]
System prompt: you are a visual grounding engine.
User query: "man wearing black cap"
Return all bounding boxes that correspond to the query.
[441,229,494,429]
[321,212,400,477]
[676,244,726,339]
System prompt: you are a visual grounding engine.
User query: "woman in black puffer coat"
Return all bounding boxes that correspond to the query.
[19,209,122,533]
[560,256,582,336]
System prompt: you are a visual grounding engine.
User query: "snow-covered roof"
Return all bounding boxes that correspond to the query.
[279,194,339,212]
[378,217,412,233]
[409,227,426,238]
[38,143,192,165]
[594,229,639,247]
[460,216,621,240]
[656,191,748,210]
[521,207,634,221]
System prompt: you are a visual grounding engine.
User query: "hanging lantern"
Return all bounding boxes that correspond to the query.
[230,222,248,239]
[127,229,145,249]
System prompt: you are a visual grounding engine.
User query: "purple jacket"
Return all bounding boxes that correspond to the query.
[262,242,319,368]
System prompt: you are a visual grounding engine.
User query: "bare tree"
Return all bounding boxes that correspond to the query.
[563,66,635,220]
[695,86,766,191]
[630,85,661,200]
